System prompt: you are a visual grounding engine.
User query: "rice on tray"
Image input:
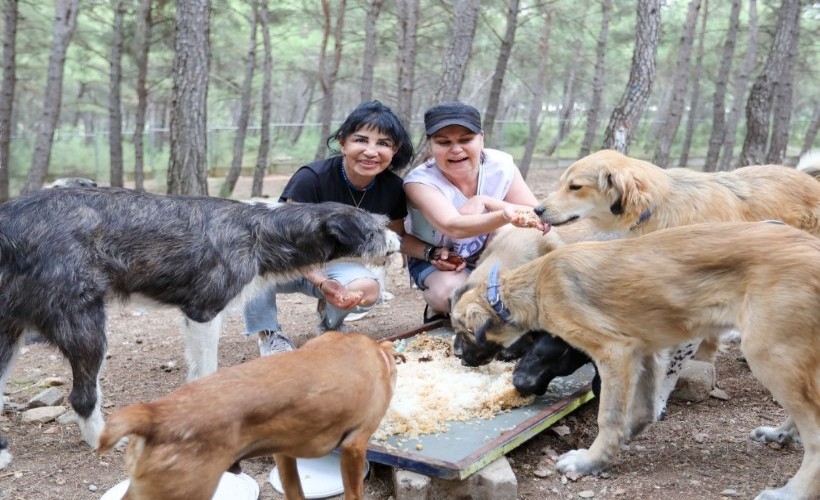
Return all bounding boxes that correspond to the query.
[373,333,535,441]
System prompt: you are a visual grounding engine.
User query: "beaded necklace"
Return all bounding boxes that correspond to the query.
[340,161,376,209]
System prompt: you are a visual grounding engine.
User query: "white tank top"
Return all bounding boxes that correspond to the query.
[403,148,516,262]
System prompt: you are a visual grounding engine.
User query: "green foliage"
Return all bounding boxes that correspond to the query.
[2,0,817,197]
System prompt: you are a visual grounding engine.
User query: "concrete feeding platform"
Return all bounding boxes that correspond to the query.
[366,321,595,480]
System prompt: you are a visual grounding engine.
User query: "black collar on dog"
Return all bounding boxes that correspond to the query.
[486,262,513,323]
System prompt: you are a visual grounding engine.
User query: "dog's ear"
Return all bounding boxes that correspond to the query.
[602,165,652,220]
[463,302,492,343]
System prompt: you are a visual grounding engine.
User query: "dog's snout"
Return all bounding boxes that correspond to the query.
[384,229,401,254]
[533,205,545,216]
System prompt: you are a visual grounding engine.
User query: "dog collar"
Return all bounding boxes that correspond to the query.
[631,208,653,228]
[486,262,513,323]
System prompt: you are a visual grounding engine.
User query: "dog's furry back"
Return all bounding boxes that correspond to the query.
[0,187,393,324]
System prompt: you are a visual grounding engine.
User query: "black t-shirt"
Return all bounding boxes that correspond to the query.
[279,156,408,222]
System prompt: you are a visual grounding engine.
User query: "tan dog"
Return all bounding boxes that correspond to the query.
[534,149,820,365]
[97,332,403,500]
[534,149,820,238]
[451,221,820,500]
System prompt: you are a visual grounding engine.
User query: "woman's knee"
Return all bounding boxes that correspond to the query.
[346,278,381,306]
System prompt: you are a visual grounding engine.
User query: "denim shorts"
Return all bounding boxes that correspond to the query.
[407,256,474,290]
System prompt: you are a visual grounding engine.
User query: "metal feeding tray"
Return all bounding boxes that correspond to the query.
[366,321,595,480]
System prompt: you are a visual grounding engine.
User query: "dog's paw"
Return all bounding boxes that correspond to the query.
[556,448,605,475]
[753,483,798,500]
[750,426,800,445]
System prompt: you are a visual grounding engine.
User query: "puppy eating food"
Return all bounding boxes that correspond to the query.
[451,221,820,500]
[97,332,403,500]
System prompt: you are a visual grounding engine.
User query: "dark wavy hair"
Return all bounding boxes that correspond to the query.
[327,100,415,173]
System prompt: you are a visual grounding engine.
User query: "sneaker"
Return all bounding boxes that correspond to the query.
[343,309,371,323]
[317,299,348,332]
[257,330,295,356]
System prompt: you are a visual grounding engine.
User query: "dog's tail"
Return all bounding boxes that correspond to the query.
[797,150,820,180]
[96,403,155,455]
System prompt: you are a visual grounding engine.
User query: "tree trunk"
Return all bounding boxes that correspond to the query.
[544,59,577,157]
[801,104,819,156]
[602,0,661,154]
[108,0,125,187]
[313,0,346,161]
[432,0,479,102]
[168,0,210,195]
[678,0,708,169]
[221,0,258,198]
[579,0,612,158]
[519,9,552,179]
[766,5,800,165]
[23,0,80,194]
[396,0,419,133]
[739,0,800,166]
[652,0,701,168]
[288,76,316,144]
[252,1,272,198]
[703,0,739,171]
[719,0,757,171]
[360,0,384,102]
[0,0,18,202]
[483,0,520,147]
[133,0,152,191]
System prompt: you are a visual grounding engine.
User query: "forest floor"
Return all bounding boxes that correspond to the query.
[0,168,803,499]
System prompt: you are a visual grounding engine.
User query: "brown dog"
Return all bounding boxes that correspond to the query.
[97,332,403,500]
[451,221,820,500]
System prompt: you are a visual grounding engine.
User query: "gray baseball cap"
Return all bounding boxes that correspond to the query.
[424,102,482,136]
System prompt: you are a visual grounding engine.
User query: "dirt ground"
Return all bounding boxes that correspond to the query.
[0,168,804,499]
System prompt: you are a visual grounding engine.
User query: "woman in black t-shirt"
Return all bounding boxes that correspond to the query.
[244,100,428,355]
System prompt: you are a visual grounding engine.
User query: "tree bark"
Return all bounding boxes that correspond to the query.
[703,0,739,171]
[544,59,577,157]
[252,1,272,198]
[801,104,819,156]
[483,0,520,147]
[719,0,757,171]
[108,0,125,187]
[579,0,612,158]
[766,4,800,165]
[314,0,346,161]
[739,0,800,166]
[360,0,384,102]
[519,9,552,179]
[221,0,258,198]
[652,0,701,168]
[168,0,210,195]
[133,0,153,191]
[678,0,708,168]
[396,0,419,133]
[602,0,661,154]
[432,0,479,102]
[23,0,80,193]
[0,0,17,202]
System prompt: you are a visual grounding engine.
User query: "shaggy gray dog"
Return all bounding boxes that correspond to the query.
[0,187,399,466]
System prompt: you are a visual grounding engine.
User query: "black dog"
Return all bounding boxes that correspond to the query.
[512,331,601,398]
[0,187,399,467]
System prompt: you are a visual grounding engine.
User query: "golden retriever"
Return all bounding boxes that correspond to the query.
[451,221,819,500]
[534,149,820,238]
